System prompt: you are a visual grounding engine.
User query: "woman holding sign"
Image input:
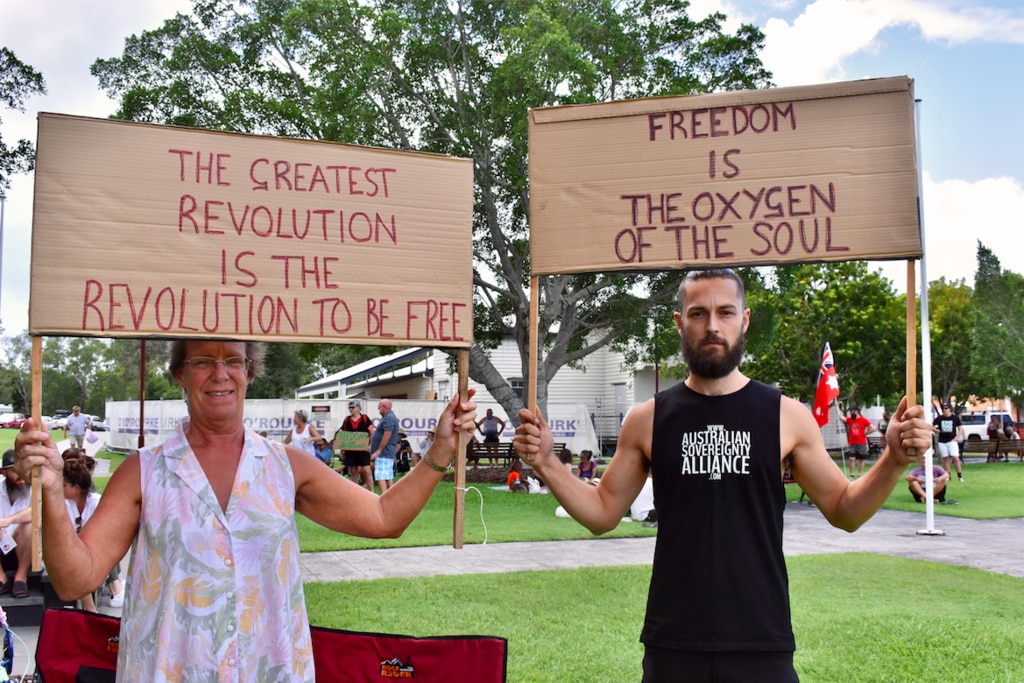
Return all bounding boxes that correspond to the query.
[14,338,476,683]
[338,401,374,490]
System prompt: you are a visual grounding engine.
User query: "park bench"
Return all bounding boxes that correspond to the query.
[465,441,566,467]
[961,439,1024,462]
[867,434,886,455]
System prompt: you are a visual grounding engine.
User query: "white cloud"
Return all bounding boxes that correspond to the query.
[875,172,1024,289]
[758,0,1024,86]
[922,173,1024,283]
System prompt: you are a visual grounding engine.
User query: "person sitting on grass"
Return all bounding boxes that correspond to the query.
[906,455,956,505]
[577,450,597,481]
[507,457,527,492]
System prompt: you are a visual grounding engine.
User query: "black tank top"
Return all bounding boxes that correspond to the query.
[641,379,795,652]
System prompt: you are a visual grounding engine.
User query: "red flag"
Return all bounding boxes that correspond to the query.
[812,342,840,427]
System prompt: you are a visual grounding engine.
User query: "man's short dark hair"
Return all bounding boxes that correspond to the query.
[678,269,746,311]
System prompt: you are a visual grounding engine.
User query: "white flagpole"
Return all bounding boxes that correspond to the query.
[914,97,943,536]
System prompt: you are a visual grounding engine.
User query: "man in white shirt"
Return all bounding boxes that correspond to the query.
[64,405,92,448]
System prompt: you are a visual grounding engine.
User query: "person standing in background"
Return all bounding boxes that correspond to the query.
[842,406,876,478]
[476,409,507,466]
[339,402,374,490]
[370,399,399,493]
[64,406,91,449]
[932,403,964,481]
[284,410,320,457]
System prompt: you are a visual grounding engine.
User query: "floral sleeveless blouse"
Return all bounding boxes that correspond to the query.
[117,420,313,682]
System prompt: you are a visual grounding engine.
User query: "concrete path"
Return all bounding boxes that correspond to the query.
[299,502,1024,583]
[9,504,1022,677]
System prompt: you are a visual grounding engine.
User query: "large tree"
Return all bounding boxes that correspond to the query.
[0,47,46,194]
[927,277,973,407]
[90,0,772,418]
[971,242,1024,409]
[742,262,906,407]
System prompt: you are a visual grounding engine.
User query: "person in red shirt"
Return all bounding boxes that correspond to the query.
[843,406,877,478]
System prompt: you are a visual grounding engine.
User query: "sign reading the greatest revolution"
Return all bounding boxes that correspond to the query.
[528,77,921,275]
[30,114,474,347]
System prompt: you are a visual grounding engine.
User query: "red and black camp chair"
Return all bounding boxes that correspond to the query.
[34,607,507,682]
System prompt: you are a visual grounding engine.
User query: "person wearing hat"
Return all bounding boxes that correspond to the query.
[395,430,413,474]
[338,401,374,491]
[0,449,32,598]
[417,428,435,467]
[842,406,877,478]
[932,403,964,482]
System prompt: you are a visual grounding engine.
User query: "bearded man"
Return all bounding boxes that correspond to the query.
[514,268,933,683]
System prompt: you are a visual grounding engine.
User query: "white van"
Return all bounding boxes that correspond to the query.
[959,411,1014,440]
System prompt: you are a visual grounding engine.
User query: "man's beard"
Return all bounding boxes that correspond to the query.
[681,332,745,379]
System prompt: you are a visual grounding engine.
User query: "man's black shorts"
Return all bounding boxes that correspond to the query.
[344,451,371,468]
[642,648,799,683]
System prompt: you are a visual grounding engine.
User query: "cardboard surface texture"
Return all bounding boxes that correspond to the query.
[30,114,474,346]
[528,77,921,275]
[335,431,371,451]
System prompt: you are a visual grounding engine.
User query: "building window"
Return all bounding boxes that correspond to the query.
[511,378,524,402]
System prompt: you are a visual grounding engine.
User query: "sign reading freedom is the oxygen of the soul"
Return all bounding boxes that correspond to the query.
[29,114,474,347]
[528,77,922,275]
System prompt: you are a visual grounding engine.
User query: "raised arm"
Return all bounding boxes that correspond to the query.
[788,397,931,532]
[515,403,650,535]
[294,391,476,538]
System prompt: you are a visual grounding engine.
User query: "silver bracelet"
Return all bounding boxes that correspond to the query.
[423,449,452,473]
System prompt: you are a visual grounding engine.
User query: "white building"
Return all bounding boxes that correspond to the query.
[295,339,684,454]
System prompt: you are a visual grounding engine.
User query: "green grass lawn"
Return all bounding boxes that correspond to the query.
[306,553,1024,683]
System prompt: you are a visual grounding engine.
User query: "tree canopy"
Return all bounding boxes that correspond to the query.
[742,262,906,407]
[89,0,772,419]
[0,47,46,194]
[971,241,1024,408]
[927,277,973,407]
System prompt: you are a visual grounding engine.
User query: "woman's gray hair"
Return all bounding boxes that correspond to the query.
[168,339,267,378]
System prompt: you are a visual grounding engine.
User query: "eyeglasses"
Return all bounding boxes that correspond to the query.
[183,356,251,373]
[75,516,83,533]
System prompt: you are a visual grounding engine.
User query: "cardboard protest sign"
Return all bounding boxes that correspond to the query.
[30,114,474,347]
[335,431,371,452]
[528,77,920,275]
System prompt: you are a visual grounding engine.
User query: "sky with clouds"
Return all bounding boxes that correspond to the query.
[1,0,1022,336]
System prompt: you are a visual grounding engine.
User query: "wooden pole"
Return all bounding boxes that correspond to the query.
[452,349,470,548]
[30,336,43,571]
[905,260,917,407]
[906,260,918,458]
[138,339,147,449]
[529,276,539,410]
